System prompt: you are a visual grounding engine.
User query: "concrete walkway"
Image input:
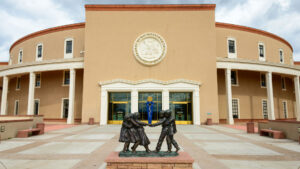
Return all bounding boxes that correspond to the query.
[0,124,299,169]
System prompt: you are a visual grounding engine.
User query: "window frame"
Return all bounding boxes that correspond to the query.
[36,43,43,61]
[262,99,268,119]
[282,100,288,119]
[64,38,74,59]
[279,49,284,63]
[258,42,266,61]
[16,76,21,90]
[14,100,19,115]
[62,70,70,86]
[227,37,237,58]
[232,98,240,119]
[281,76,286,91]
[260,73,266,88]
[34,99,40,115]
[35,73,41,88]
[18,49,23,64]
[231,70,239,86]
[61,98,69,118]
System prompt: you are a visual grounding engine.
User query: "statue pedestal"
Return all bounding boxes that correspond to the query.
[105,151,194,169]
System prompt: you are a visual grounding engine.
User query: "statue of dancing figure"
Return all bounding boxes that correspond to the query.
[130,112,151,153]
[150,110,180,153]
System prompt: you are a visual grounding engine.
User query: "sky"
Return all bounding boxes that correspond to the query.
[0,0,299,62]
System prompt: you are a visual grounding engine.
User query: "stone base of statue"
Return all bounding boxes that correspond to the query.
[105,151,194,169]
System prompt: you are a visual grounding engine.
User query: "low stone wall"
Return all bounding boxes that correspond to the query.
[0,115,44,140]
[258,120,300,141]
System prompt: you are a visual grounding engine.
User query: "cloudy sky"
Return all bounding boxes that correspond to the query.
[0,0,299,62]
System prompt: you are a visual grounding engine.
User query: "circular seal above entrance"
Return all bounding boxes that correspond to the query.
[133,32,167,66]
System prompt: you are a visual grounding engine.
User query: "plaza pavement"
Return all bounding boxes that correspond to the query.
[0,124,300,169]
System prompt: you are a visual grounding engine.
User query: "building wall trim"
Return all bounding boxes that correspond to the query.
[217,58,300,76]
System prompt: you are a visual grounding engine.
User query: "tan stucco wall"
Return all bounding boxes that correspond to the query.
[216,27,293,65]
[83,10,219,123]
[10,28,85,65]
[6,70,83,119]
[218,69,296,121]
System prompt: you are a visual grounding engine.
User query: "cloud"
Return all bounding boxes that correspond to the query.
[0,0,84,62]
[0,0,299,61]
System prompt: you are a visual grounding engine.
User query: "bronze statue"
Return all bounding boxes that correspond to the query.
[130,112,151,152]
[150,110,180,153]
[119,110,180,156]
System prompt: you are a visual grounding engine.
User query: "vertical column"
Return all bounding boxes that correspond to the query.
[193,88,201,125]
[1,76,9,115]
[131,89,138,113]
[100,89,108,125]
[162,89,169,110]
[67,69,76,124]
[225,69,234,124]
[266,72,275,120]
[27,72,36,115]
[294,76,300,121]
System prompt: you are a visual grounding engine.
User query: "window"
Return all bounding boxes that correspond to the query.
[63,71,70,85]
[258,43,265,61]
[14,100,19,115]
[108,92,131,121]
[227,38,237,58]
[232,98,239,119]
[262,100,268,119]
[231,70,238,85]
[281,77,286,90]
[18,49,23,63]
[64,38,73,58]
[34,99,40,115]
[283,101,288,118]
[36,43,43,61]
[16,77,21,90]
[279,49,284,63]
[62,98,69,118]
[260,73,266,88]
[35,73,41,87]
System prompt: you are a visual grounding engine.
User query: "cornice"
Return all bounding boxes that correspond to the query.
[85,4,216,11]
[99,79,201,86]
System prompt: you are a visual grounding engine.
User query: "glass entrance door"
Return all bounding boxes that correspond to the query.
[138,92,162,122]
[169,92,193,124]
[108,92,131,124]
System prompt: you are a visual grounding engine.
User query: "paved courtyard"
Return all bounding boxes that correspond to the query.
[0,124,300,169]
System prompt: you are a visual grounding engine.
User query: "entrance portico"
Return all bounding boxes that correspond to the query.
[99,79,201,125]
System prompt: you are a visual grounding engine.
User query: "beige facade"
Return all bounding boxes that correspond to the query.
[1,4,299,124]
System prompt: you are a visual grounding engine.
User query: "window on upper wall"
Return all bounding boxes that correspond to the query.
[281,77,286,90]
[279,49,284,63]
[258,43,265,61]
[63,70,70,85]
[227,38,237,58]
[18,49,23,63]
[16,77,21,90]
[231,70,238,86]
[35,73,41,88]
[36,43,43,61]
[260,73,266,88]
[64,38,73,59]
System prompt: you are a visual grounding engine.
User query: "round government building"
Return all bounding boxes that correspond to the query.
[1,4,299,125]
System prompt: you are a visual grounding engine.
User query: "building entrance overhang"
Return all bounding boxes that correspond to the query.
[99,79,201,125]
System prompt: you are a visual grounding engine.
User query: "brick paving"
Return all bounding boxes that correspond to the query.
[0,124,299,169]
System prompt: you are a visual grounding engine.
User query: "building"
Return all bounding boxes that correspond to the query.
[1,4,299,125]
